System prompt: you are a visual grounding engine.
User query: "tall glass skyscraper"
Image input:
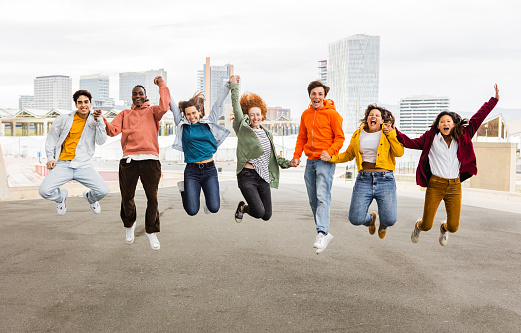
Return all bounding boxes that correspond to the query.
[327,34,380,133]
[197,58,234,111]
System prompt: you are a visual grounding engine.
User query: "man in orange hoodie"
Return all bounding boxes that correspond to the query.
[291,81,344,254]
[103,76,170,251]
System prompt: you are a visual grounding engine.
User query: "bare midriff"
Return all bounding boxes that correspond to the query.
[361,162,389,172]
[195,158,213,163]
[244,162,254,169]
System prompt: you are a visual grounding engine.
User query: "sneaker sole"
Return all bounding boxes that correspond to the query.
[316,235,333,254]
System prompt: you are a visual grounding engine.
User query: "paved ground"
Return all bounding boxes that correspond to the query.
[1,171,521,332]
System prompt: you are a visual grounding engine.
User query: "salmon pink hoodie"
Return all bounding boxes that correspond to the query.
[104,82,171,156]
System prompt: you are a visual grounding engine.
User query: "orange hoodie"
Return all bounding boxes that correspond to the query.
[104,82,171,156]
[293,99,345,160]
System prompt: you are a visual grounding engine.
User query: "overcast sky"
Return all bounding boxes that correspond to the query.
[1,0,520,120]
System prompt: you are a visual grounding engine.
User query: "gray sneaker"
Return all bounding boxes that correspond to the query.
[411,219,421,243]
[439,221,448,246]
[56,189,68,215]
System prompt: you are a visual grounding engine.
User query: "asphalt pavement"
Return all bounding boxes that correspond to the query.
[1,173,521,332]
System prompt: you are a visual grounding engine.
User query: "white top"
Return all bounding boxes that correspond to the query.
[359,130,381,163]
[428,132,460,179]
[122,154,160,164]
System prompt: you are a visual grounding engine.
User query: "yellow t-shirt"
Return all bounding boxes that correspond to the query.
[58,114,87,161]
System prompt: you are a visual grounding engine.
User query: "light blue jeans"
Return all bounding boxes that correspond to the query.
[304,160,336,234]
[348,171,397,230]
[39,160,109,203]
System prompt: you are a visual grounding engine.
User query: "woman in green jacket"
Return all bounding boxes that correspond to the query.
[230,76,292,222]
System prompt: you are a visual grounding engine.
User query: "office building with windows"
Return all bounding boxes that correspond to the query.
[80,74,114,111]
[119,69,167,107]
[197,57,234,112]
[327,34,380,133]
[399,95,450,135]
[33,75,73,110]
[318,60,327,84]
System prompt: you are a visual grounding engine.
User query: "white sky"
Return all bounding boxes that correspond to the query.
[1,0,520,120]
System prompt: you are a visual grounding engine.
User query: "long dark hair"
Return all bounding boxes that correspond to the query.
[360,104,395,129]
[431,111,469,140]
[179,92,205,117]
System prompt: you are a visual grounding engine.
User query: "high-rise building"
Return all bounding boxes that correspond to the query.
[119,69,167,107]
[327,34,380,133]
[33,75,73,110]
[197,57,234,112]
[19,95,34,109]
[80,74,114,111]
[318,60,327,84]
[399,95,450,135]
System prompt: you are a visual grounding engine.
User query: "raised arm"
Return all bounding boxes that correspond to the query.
[208,78,231,123]
[230,76,244,133]
[169,93,183,125]
[466,84,499,137]
[151,76,171,121]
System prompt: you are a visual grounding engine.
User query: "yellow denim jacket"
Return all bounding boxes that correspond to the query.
[330,125,404,171]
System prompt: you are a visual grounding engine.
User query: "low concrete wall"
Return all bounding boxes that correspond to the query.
[470,142,516,192]
[0,146,10,200]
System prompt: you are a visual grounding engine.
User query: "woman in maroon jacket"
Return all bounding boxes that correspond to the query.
[396,85,499,246]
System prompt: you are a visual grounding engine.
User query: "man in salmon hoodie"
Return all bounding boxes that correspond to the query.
[291,81,345,254]
[103,76,170,251]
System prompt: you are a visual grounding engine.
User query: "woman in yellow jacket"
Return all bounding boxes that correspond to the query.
[321,105,403,239]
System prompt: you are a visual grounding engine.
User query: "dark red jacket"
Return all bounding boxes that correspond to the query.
[396,97,498,187]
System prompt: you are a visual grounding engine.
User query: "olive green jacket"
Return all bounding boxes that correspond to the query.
[231,83,291,189]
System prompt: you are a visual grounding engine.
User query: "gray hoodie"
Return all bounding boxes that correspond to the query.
[45,111,107,168]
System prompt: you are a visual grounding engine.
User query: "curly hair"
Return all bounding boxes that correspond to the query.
[360,104,395,128]
[179,92,206,117]
[431,111,469,140]
[240,92,268,121]
[72,90,92,103]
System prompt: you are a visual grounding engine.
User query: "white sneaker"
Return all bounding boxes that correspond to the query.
[146,232,160,250]
[56,189,68,215]
[125,222,136,244]
[313,234,322,248]
[315,233,333,254]
[177,181,184,193]
[411,219,421,243]
[83,191,101,214]
[439,221,448,246]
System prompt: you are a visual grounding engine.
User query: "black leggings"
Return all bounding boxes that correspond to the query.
[237,168,272,221]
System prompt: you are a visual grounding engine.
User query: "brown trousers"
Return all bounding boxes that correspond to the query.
[418,175,462,233]
[119,159,162,233]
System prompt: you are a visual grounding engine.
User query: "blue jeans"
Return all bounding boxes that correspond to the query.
[182,162,220,216]
[304,160,335,234]
[39,160,109,203]
[348,171,397,230]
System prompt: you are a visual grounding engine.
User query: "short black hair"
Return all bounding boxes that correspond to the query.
[307,81,330,97]
[133,85,146,96]
[73,90,92,103]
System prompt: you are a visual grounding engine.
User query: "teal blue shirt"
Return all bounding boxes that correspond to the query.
[182,123,217,163]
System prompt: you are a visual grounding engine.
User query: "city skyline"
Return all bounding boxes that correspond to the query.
[1,0,519,123]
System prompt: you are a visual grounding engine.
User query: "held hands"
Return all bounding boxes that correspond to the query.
[229,75,240,84]
[290,158,300,167]
[46,160,56,170]
[320,151,331,162]
[154,76,164,86]
[92,109,102,120]
[494,84,499,99]
[382,123,394,135]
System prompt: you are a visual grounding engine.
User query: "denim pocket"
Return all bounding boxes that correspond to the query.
[384,172,395,181]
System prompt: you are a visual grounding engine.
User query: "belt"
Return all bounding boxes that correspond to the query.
[187,161,215,169]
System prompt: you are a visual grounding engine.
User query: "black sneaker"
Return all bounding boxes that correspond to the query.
[235,201,245,223]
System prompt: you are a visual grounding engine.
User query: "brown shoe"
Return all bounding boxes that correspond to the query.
[368,212,377,235]
[378,223,387,239]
